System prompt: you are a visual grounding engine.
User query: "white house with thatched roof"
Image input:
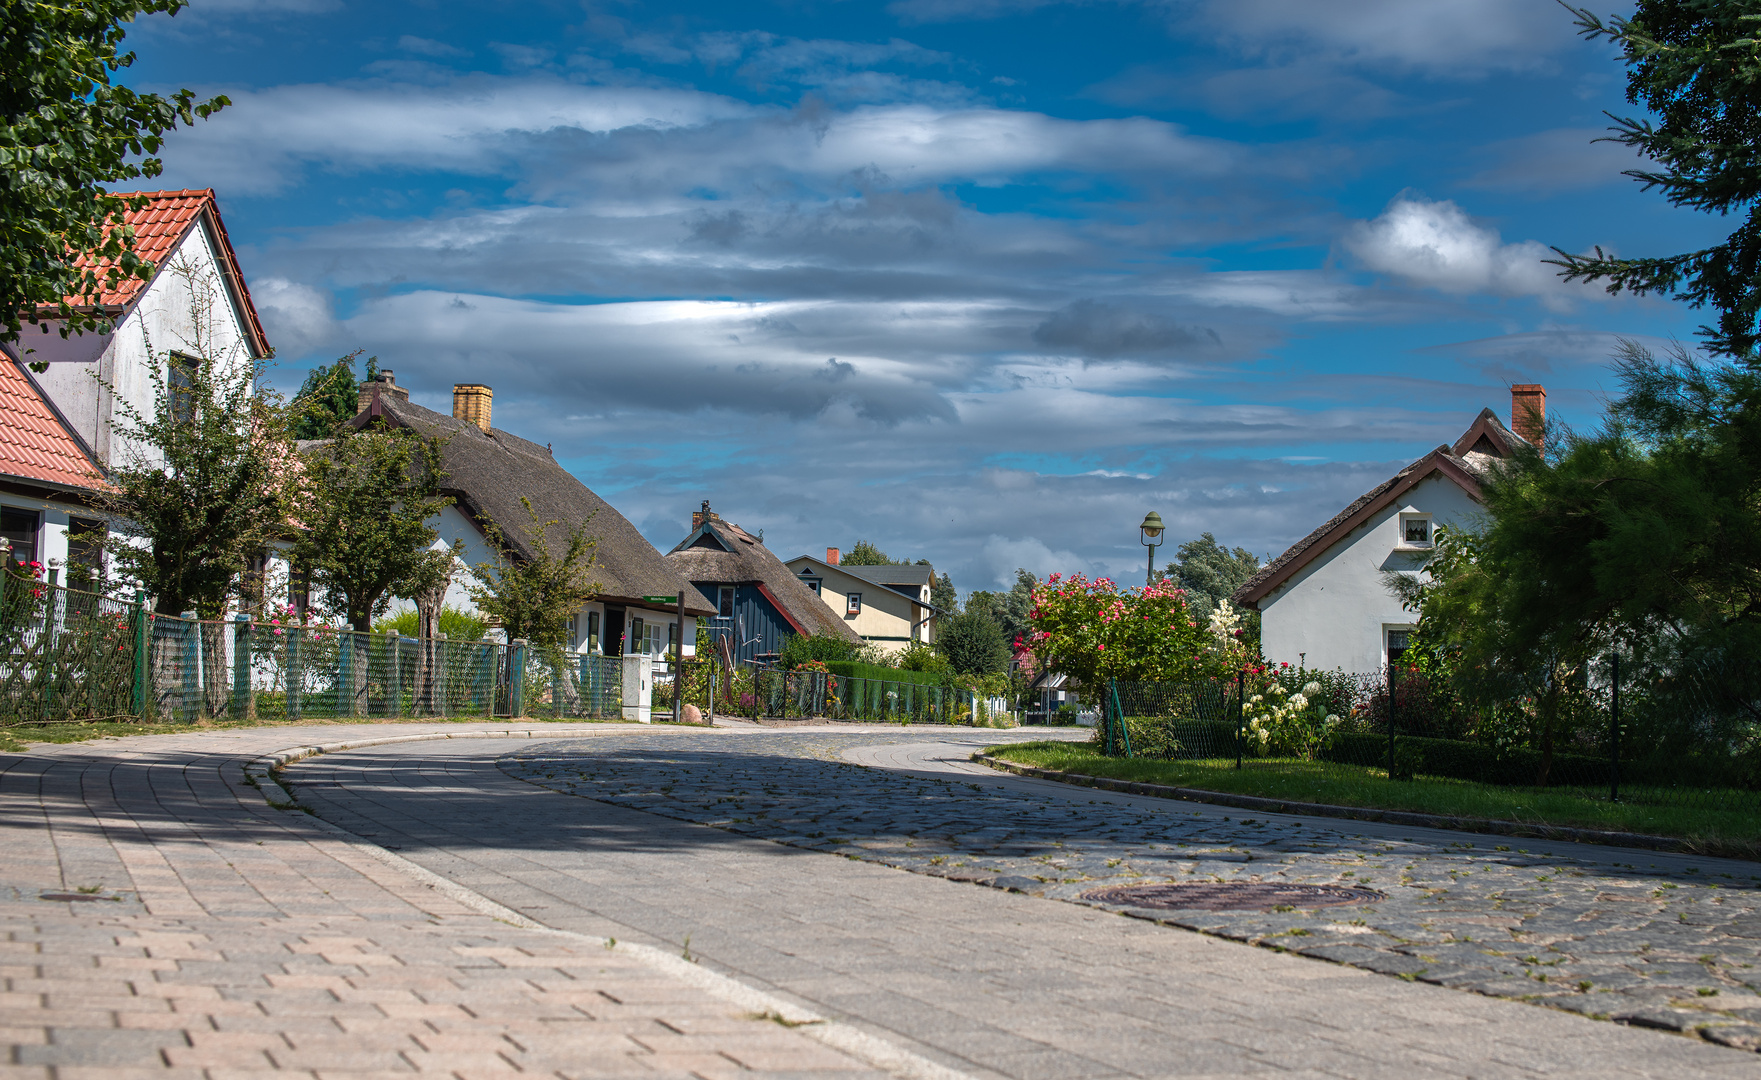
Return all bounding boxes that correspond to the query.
[347,374,715,660]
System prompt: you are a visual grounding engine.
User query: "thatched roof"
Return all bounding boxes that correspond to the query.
[666,510,859,641]
[350,390,714,616]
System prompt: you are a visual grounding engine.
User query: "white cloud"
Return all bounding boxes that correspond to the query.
[1196,0,1577,72]
[1344,196,1584,308]
[252,277,336,356]
[160,76,756,192]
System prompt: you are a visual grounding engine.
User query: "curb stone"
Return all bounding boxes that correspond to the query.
[246,729,977,1080]
[971,752,1706,856]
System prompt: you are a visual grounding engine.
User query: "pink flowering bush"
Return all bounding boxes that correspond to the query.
[1028,573,1248,689]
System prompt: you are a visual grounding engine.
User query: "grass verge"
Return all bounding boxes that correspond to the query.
[985,740,1761,858]
[0,714,634,753]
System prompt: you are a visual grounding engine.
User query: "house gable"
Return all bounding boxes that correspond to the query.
[1233,447,1484,610]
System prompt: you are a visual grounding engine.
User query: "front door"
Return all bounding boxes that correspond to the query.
[603,607,626,657]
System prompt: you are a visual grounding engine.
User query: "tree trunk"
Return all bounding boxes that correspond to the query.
[413,564,451,715]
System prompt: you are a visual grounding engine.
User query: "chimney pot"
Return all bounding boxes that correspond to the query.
[1511,384,1546,449]
[826,547,840,565]
[453,384,493,432]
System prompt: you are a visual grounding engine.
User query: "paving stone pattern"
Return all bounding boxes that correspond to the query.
[0,724,891,1080]
[504,729,1761,1051]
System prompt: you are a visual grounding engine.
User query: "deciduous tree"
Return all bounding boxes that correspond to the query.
[467,498,600,649]
[2,0,227,350]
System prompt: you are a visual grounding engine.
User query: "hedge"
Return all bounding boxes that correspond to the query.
[824,661,947,688]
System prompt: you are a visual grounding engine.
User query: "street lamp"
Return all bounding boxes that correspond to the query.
[1139,511,1165,586]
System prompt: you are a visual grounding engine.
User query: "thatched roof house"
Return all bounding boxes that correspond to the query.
[666,503,859,663]
[350,374,712,655]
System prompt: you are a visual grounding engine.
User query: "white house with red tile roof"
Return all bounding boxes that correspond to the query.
[1231,386,1545,674]
[0,356,109,583]
[8,190,270,471]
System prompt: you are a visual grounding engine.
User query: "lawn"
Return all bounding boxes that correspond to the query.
[984,740,1761,859]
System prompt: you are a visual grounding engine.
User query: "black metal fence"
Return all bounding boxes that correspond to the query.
[1099,664,1761,812]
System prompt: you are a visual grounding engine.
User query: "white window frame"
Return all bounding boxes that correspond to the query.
[1385,625,1416,666]
[1397,512,1434,549]
[846,592,862,616]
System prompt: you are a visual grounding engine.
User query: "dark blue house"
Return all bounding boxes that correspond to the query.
[665,503,861,664]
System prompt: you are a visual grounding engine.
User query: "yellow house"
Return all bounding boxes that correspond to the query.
[784,550,939,655]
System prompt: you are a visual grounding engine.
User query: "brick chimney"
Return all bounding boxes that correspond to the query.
[1511,384,1546,448]
[453,384,492,432]
[692,500,720,529]
[826,547,840,565]
[355,370,409,414]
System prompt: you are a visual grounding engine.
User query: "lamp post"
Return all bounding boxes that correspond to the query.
[1139,511,1165,586]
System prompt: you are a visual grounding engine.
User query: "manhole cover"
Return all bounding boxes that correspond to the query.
[1081,881,1385,912]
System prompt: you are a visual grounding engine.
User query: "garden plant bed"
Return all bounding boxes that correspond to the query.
[979,741,1761,860]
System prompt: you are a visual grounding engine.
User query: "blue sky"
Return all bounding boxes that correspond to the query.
[126,0,1706,592]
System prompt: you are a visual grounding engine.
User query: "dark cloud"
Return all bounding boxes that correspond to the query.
[1032,300,1221,360]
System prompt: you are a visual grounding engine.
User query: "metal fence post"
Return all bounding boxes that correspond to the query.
[511,638,527,717]
[132,590,148,719]
[180,612,200,723]
[233,614,253,721]
[287,626,302,721]
[1610,652,1621,803]
[1386,663,1397,776]
[1235,669,1245,770]
[337,631,353,717]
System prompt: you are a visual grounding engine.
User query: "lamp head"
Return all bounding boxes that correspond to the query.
[1139,511,1165,547]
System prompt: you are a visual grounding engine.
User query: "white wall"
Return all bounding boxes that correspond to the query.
[1258,473,1484,673]
[30,221,254,470]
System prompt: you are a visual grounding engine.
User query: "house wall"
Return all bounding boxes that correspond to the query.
[694,581,796,663]
[1258,473,1485,673]
[784,558,925,656]
[29,222,256,470]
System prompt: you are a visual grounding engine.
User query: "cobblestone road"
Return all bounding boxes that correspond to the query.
[281,723,1761,1078]
[502,728,1761,1051]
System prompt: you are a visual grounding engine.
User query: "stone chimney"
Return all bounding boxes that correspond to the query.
[356,370,409,414]
[453,384,492,432]
[1511,384,1546,448]
[826,547,840,565]
[692,500,720,529]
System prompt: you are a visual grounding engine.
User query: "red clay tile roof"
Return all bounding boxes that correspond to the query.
[0,359,103,492]
[65,189,272,358]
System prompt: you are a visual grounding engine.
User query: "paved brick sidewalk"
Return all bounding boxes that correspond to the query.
[287,727,1761,1079]
[0,723,895,1080]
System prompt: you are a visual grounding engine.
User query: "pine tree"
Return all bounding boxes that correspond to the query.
[1551,3,1761,359]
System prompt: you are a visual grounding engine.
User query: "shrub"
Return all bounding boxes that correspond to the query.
[778,632,859,669]
[373,605,488,641]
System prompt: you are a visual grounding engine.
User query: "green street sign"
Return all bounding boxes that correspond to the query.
[642,595,678,603]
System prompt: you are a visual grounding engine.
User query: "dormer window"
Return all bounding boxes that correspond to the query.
[1398,513,1433,548]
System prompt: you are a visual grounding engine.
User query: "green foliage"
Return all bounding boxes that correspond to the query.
[824,660,946,687]
[99,263,296,618]
[778,631,859,669]
[467,496,600,649]
[894,638,952,675]
[930,570,957,612]
[1168,533,1261,615]
[963,568,1037,648]
[292,424,454,632]
[841,540,891,565]
[373,604,487,642]
[936,608,1010,675]
[1552,4,1761,358]
[1030,573,1249,691]
[291,352,375,439]
[1,0,229,350]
